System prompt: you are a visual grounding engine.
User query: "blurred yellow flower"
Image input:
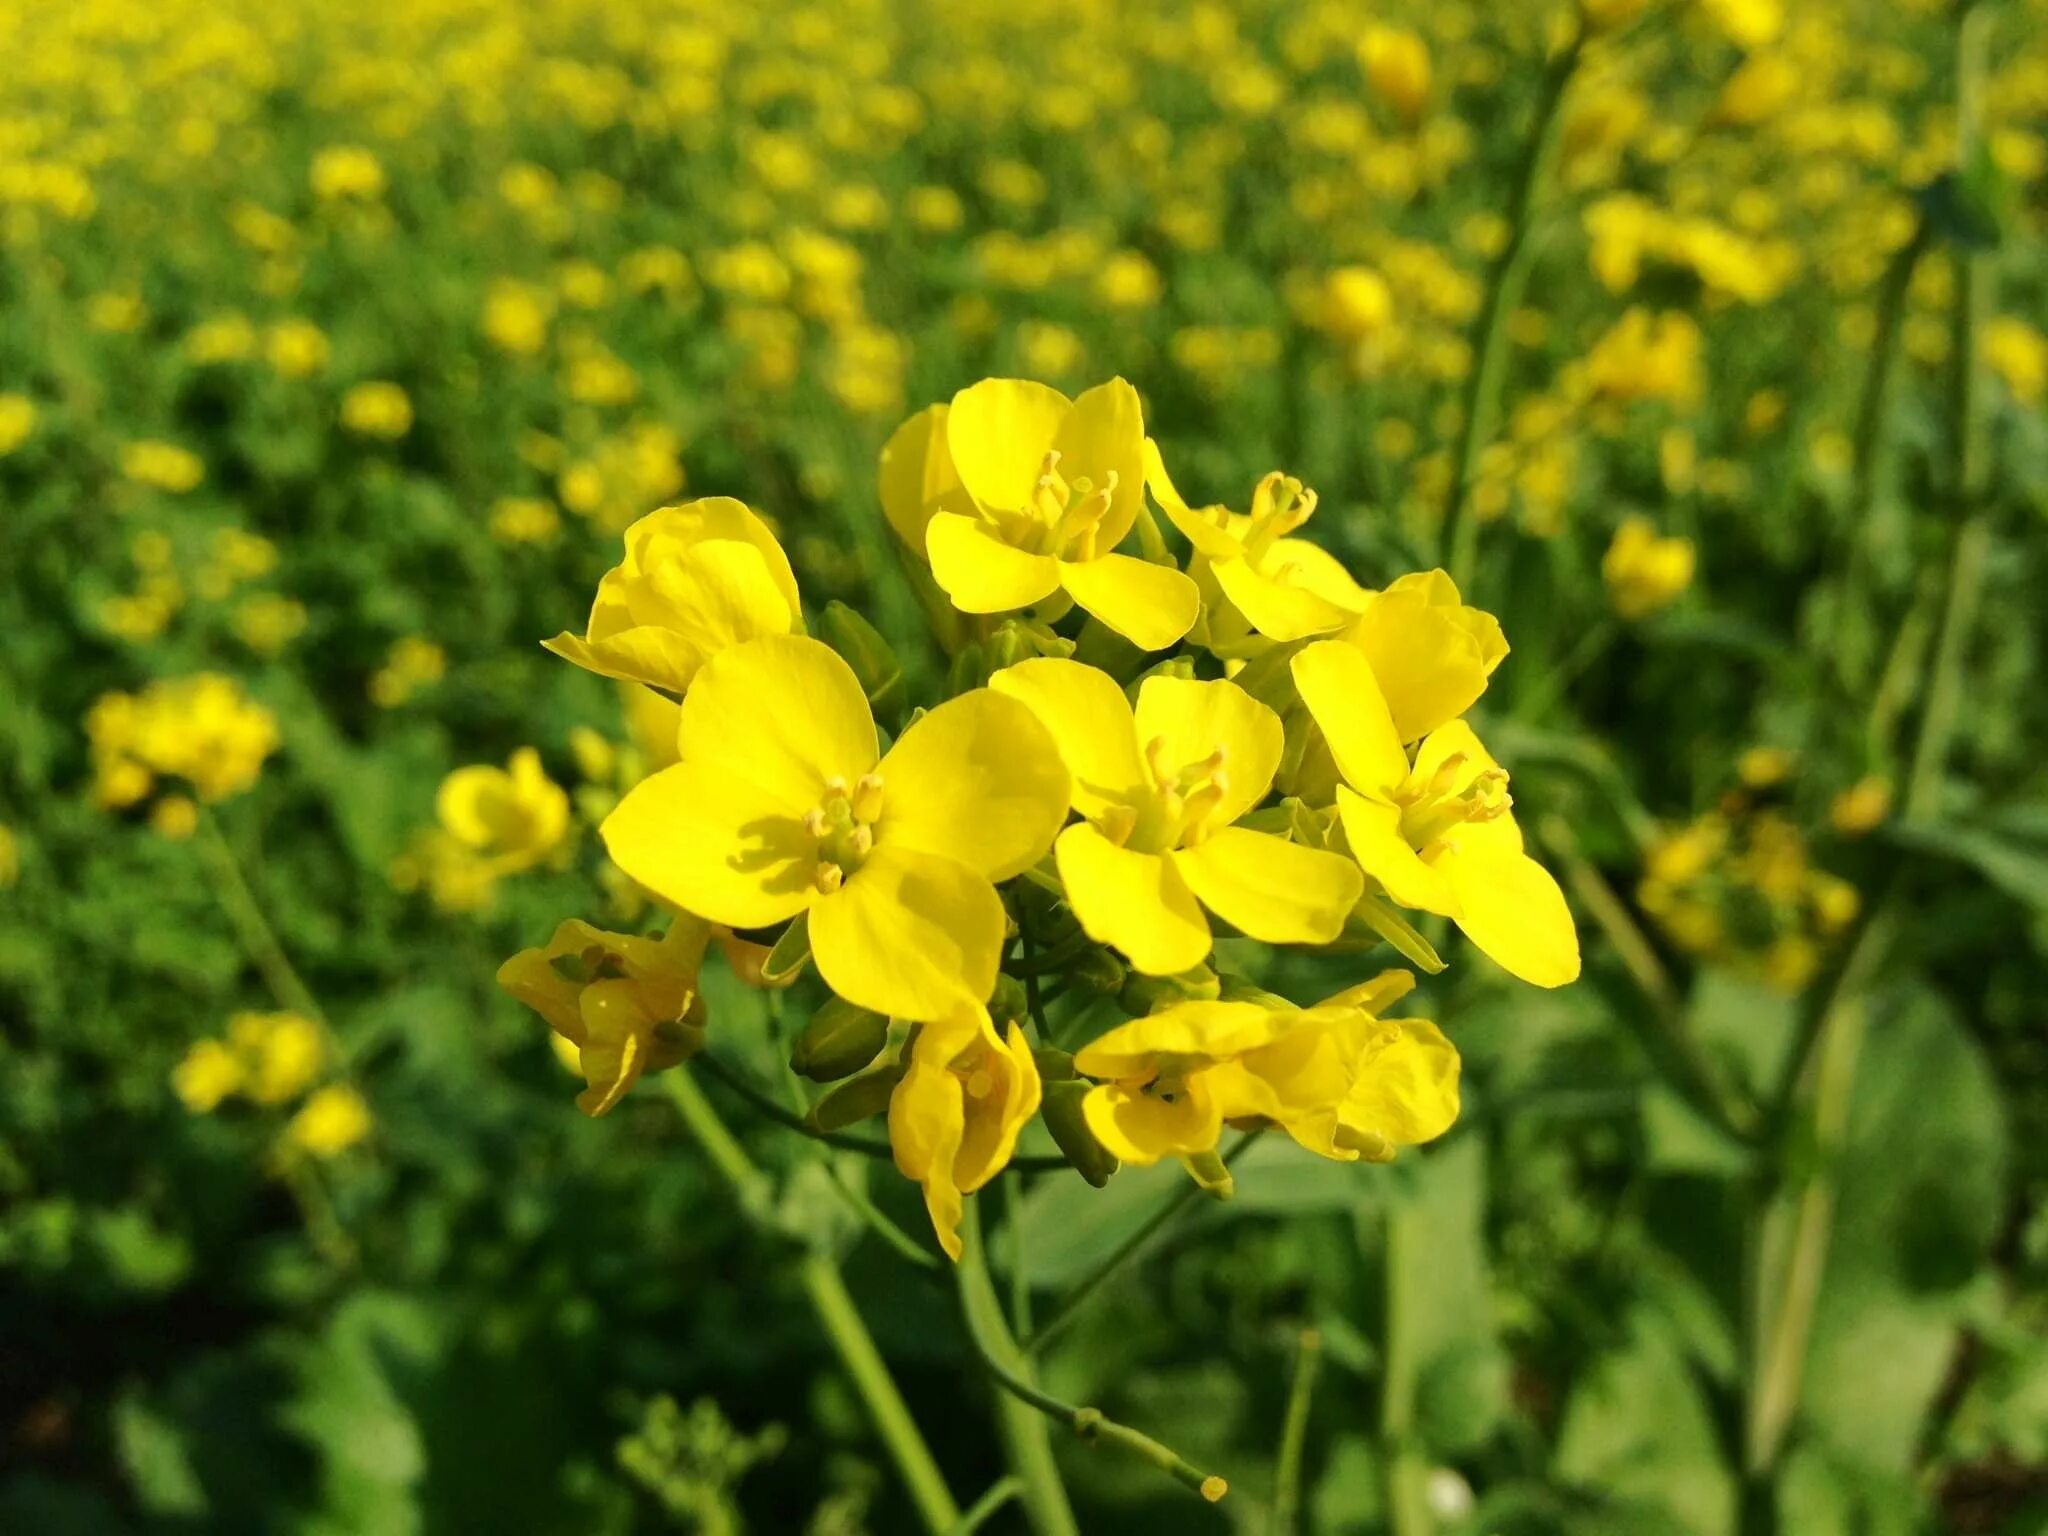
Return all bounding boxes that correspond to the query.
[1830,776,1892,836]
[265,319,330,378]
[310,145,385,200]
[483,279,553,356]
[0,393,35,456]
[1360,26,1431,124]
[436,747,570,875]
[1602,516,1696,621]
[339,381,413,439]
[369,636,447,707]
[172,1039,244,1114]
[150,795,199,840]
[0,823,16,889]
[285,1085,372,1158]
[121,440,205,493]
[489,496,562,544]
[228,1010,327,1105]
[1985,317,2047,406]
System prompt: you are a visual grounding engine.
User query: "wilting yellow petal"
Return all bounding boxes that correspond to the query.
[991,657,1147,820]
[1057,553,1201,651]
[601,760,818,929]
[677,635,877,812]
[1291,640,1410,796]
[1132,675,1282,828]
[1171,827,1362,945]
[925,511,1064,612]
[947,377,1072,513]
[1055,822,1210,976]
[876,689,1072,882]
[809,845,1006,1021]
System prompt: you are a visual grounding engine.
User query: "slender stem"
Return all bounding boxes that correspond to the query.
[1269,1328,1323,1536]
[662,1072,961,1535]
[1513,617,1617,723]
[1443,30,1583,589]
[1024,1132,1261,1357]
[1381,1203,1432,1536]
[1004,1173,1033,1337]
[824,1160,944,1272]
[947,1477,1022,1536]
[1538,815,1758,1143]
[195,806,325,1023]
[958,1202,1229,1516]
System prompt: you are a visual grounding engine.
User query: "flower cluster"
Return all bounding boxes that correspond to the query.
[171,1010,371,1160]
[87,673,280,833]
[505,378,1579,1258]
[391,747,571,913]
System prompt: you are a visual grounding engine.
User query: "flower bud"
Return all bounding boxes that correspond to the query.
[989,973,1031,1028]
[1119,962,1219,1015]
[1040,1079,1119,1188]
[809,1064,906,1131]
[1068,946,1127,996]
[820,600,905,723]
[791,996,890,1082]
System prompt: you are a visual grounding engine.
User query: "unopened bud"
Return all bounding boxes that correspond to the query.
[809,1064,906,1131]
[1041,1080,1119,1188]
[791,996,890,1082]
[1120,963,1220,1015]
[820,600,905,721]
[1068,946,1126,996]
[989,973,1030,1027]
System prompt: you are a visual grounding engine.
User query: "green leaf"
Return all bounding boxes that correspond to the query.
[1888,810,2048,913]
[113,1391,208,1518]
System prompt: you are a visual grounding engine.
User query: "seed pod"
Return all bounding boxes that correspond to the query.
[791,996,889,1082]
[1040,1079,1119,1188]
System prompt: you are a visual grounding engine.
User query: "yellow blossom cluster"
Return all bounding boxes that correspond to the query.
[87,674,280,819]
[172,1011,370,1159]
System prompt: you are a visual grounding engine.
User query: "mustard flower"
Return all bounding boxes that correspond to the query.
[436,748,570,875]
[889,1011,1042,1259]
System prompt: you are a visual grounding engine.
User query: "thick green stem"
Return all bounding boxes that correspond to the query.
[662,1072,960,1535]
[1443,31,1582,589]
[1269,1328,1323,1536]
[1381,1203,1432,1536]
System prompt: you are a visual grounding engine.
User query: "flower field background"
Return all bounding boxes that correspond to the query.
[3,0,2047,1532]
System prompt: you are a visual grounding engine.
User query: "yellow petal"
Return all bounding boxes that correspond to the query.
[925,511,1064,613]
[1270,538,1371,613]
[1074,999,1292,1077]
[1081,1077,1222,1166]
[1132,675,1282,827]
[1213,557,1361,642]
[1291,640,1410,796]
[877,403,969,554]
[889,1058,968,1261]
[1057,553,1200,651]
[1171,827,1363,945]
[990,657,1147,821]
[1344,571,1507,743]
[1052,377,1145,550]
[875,689,1072,882]
[953,1021,1043,1194]
[601,761,818,929]
[1340,1018,1461,1152]
[1143,438,1240,561]
[1442,846,1581,988]
[543,627,703,696]
[1335,785,1459,916]
[1055,821,1210,976]
[809,845,1006,1021]
[947,377,1072,512]
[677,635,877,813]
[620,498,802,631]
[1411,719,1504,804]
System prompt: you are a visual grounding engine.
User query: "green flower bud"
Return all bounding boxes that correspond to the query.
[820,600,905,723]
[809,1064,905,1131]
[791,995,889,1082]
[1119,962,1219,1015]
[1040,1079,1119,1187]
[1032,1045,1077,1081]
[1067,946,1126,996]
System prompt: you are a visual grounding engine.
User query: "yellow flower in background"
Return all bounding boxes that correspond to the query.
[310,145,385,200]
[1701,0,1783,49]
[0,393,35,456]
[1585,309,1703,407]
[603,635,1070,1021]
[121,440,205,493]
[1320,266,1395,344]
[1359,26,1431,124]
[172,1038,245,1113]
[150,795,199,840]
[340,381,413,439]
[1829,776,1892,836]
[484,279,553,356]
[489,496,562,544]
[889,1010,1042,1259]
[1602,516,1696,621]
[88,674,279,806]
[881,378,1199,651]
[436,747,570,874]
[184,313,258,365]
[1146,448,1367,651]
[1985,317,2047,406]
[544,498,802,695]
[285,1084,372,1158]
[265,319,330,378]
[227,1010,327,1105]
[1737,746,1794,788]
[992,660,1362,975]
[498,916,710,1115]
[1292,640,1580,987]
[369,635,446,707]
[0,823,16,888]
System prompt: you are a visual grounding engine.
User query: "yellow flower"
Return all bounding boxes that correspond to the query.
[1336,571,1508,745]
[265,319,330,379]
[172,1039,245,1113]
[1737,746,1794,788]
[1602,516,1696,621]
[1320,266,1394,343]
[227,1010,327,1105]
[602,636,1071,1021]
[437,748,569,874]
[340,381,413,439]
[1146,449,1367,652]
[484,279,553,356]
[121,440,205,493]
[544,498,802,695]
[490,496,561,544]
[150,795,199,840]
[0,393,36,456]
[1292,641,1580,987]
[88,674,279,804]
[498,917,710,1115]
[0,823,16,888]
[992,659,1362,976]
[310,145,385,200]
[285,1085,372,1158]
[1359,26,1431,124]
[1829,776,1892,836]
[880,379,1200,652]
[1985,317,2047,406]
[889,1011,1042,1259]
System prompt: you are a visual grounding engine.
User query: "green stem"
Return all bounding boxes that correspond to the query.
[195,806,325,1024]
[1513,616,1617,722]
[959,1203,1229,1519]
[947,1477,1022,1536]
[1269,1328,1323,1536]
[1024,1132,1261,1357]
[823,1160,944,1272]
[1443,30,1583,589]
[662,1072,960,1535]
[1381,1203,1432,1536]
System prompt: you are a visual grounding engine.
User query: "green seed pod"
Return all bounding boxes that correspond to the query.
[809,1064,905,1131]
[1040,1079,1118,1188]
[791,996,890,1082]
[819,600,904,721]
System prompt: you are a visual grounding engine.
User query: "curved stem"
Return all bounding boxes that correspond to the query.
[1024,1132,1261,1357]
[957,1202,1227,1512]
[662,1071,961,1535]
[1270,1328,1323,1536]
[947,1477,1022,1536]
